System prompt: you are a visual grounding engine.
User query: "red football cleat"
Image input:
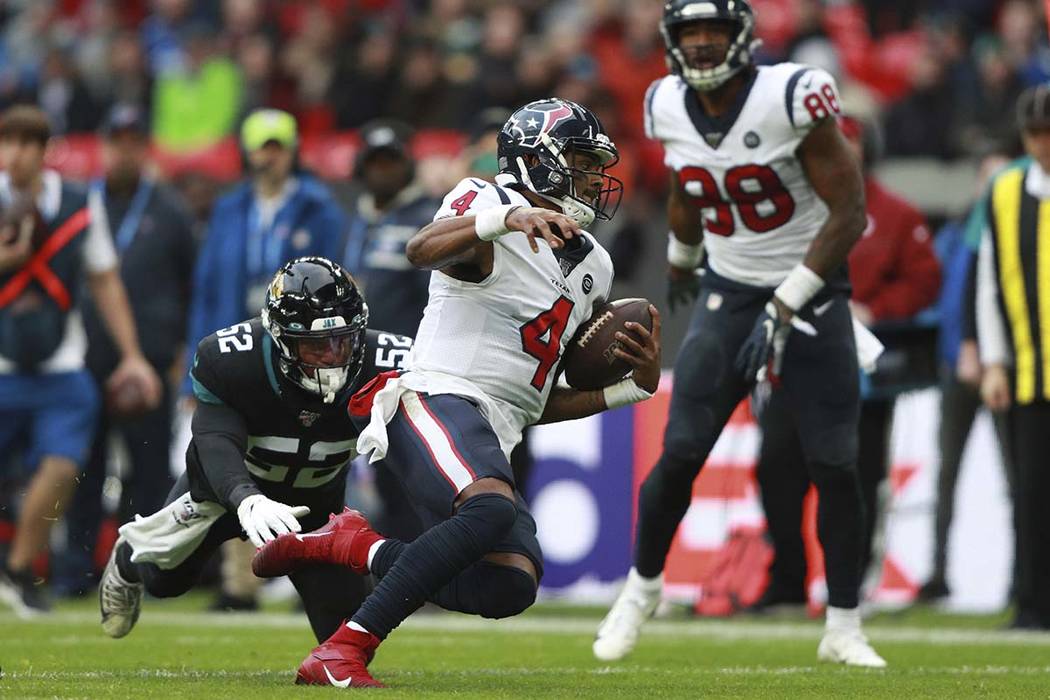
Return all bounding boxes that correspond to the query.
[252,507,383,578]
[296,623,385,688]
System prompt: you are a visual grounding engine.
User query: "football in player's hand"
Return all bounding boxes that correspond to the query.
[106,374,151,418]
[562,298,654,390]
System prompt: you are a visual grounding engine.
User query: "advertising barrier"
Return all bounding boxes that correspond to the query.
[528,376,1013,612]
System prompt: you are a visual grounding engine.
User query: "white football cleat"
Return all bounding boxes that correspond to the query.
[99,539,144,639]
[593,568,662,662]
[817,629,887,668]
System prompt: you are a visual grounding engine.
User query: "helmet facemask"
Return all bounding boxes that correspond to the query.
[662,12,760,92]
[264,312,367,404]
[261,257,369,405]
[514,133,623,228]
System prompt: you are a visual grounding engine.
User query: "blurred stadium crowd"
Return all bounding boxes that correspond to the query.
[0,0,1047,624]
[0,1,1047,174]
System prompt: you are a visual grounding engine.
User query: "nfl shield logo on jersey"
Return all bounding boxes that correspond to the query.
[299,410,321,427]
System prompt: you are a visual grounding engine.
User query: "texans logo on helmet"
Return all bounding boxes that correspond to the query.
[539,105,574,135]
[510,104,575,145]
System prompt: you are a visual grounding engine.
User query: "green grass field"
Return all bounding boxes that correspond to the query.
[3,595,1049,698]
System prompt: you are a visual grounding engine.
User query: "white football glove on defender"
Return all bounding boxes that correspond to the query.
[236,494,310,548]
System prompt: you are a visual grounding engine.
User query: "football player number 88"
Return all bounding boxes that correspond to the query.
[678,164,796,236]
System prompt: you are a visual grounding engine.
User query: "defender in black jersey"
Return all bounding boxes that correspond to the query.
[98,258,413,642]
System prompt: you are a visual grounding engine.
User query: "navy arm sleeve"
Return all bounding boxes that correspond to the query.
[188,401,261,510]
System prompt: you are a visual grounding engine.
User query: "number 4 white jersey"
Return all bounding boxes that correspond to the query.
[645,63,842,287]
[406,174,615,452]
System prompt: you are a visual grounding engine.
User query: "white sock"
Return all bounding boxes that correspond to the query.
[366,539,387,573]
[627,567,663,593]
[825,605,861,632]
[346,620,369,634]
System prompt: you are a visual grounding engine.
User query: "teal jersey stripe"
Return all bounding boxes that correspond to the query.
[262,333,281,396]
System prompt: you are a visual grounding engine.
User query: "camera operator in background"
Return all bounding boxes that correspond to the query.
[0,105,160,616]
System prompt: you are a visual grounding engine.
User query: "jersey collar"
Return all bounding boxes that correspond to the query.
[683,69,759,150]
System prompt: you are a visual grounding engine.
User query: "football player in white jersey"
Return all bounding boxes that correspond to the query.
[593,0,885,668]
[251,99,662,687]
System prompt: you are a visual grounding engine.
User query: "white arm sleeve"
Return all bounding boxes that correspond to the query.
[976,227,1011,366]
[83,187,118,273]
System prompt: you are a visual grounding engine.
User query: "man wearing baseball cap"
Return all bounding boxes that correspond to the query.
[52,104,196,597]
[182,108,346,610]
[343,120,436,339]
[340,120,436,542]
[185,108,346,383]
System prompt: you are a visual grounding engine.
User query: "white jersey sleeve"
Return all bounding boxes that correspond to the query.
[643,78,663,141]
[433,177,511,222]
[787,66,842,138]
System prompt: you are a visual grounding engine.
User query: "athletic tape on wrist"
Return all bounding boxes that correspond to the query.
[603,377,654,409]
[475,204,520,241]
[774,264,824,312]
[667,233,704,269]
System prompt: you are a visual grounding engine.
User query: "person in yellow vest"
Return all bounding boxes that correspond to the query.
[977,83,1050,631]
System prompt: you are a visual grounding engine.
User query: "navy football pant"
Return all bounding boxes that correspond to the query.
[347,391,542,638]
[634,274,865,609]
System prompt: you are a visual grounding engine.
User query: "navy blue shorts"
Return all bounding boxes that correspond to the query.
[369,391,544,579]
[0,369,99,472]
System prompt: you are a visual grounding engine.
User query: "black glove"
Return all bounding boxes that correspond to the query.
[667,269,701,313]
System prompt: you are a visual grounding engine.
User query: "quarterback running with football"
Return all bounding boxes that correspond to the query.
[251,99,662,687]
[98,257,415,643]
[594,0,885,667]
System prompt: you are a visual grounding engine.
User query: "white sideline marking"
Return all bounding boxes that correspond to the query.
[6,665,1050,681]
[3,611,1050,647]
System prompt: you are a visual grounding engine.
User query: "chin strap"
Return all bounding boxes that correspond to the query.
[514,154,597,228]
[536,191,596,228]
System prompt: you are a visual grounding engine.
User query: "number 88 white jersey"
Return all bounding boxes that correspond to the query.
[645,62,842,287]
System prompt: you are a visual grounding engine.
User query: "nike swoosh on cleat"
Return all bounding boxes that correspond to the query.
[294,532,333,542]
[323,665,352,688]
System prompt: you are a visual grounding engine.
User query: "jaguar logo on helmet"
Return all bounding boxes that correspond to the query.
[497,98,624,228]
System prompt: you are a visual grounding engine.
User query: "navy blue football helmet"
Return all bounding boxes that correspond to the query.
[262,257,368,403]
[661,0,759,92]
[497,98,622,227]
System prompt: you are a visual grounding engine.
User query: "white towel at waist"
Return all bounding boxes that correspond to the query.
[852,316,885,374]
[356,370,522,463]
[118,492,227,570]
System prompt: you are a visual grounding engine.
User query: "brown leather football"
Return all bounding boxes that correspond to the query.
[106,376,151,418]
[562,298,653,391]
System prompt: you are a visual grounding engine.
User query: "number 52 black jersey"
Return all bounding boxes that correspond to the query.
[186,317,412,509]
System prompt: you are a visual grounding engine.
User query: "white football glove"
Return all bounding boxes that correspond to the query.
[236,494,311,548]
